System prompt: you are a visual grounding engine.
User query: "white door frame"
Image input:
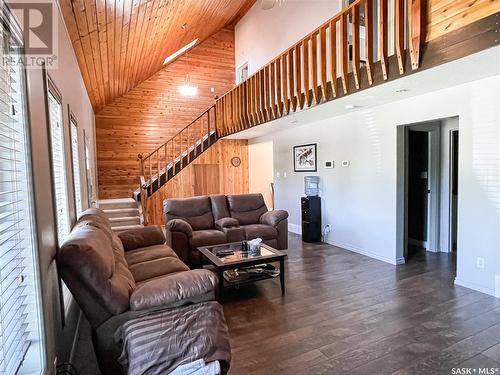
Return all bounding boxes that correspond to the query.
[396,121,441,260]
[448,129,459,252]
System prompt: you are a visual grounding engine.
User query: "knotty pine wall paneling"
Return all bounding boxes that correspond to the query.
[426,0,500,41]
[146,139,249,225]
[96,29,236,198]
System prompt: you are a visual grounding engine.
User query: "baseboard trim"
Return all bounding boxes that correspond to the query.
[325,239,399,266]
[288,223,302,235]
[454,277,495,297]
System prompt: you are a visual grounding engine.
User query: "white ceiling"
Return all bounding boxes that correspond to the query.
[227,45,500,140]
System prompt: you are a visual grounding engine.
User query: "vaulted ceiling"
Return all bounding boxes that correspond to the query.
[59,0,256,112]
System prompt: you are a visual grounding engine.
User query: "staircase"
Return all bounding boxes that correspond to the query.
[134,105,218,224]
[98,198,142,231]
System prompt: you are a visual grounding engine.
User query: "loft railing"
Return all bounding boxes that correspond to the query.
[215,0,423,136]
[136,105,217,224]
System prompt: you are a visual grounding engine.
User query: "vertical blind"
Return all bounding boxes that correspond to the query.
[0,17,41,375]
[48,90,70,245]
[70,119,82,217]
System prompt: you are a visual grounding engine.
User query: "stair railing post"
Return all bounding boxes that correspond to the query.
[137,153,148,226]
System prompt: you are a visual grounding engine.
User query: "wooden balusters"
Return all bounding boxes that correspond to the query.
[340,13,348,94]
[303,39,312,107]
[311,33,319,104]
[264,65,271,120]
[408,0,422,70]
[156,150,160,184]
[364,0,374,85]
[281,52,293,116]
[148,156,152,190]
[329,19,337,98]
[319,27,328,101]
[395,0,405,74]
[211,0,423,137]
[288,49,296,111]
[379,0,388,80]
[351,4,360,90]
[276,58,283,116]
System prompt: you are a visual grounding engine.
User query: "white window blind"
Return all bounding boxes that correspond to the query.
[70,119,82,217]
[0,18,42,375]
[48,90,70,245]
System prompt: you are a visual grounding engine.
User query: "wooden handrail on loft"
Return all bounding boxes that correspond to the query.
[137,105,217,224]
[215,0,423,137]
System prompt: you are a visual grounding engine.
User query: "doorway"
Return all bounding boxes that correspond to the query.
[397,120,454,262]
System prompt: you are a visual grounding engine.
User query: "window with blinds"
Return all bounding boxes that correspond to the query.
[0,13,43,375]
[70,118,82,217]
[47,89,70,245]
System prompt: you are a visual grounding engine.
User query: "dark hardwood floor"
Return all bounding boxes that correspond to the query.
[222,233,500,375]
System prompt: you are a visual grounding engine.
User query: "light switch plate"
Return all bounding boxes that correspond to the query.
[341,160,350,167]
[324,160,334,168]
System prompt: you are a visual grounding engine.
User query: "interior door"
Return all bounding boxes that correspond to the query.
[408,130,429,248]
[194,164,220,196]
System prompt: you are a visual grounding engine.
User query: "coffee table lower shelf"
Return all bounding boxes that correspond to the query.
[213,259,285,300]
[197,242,286,301]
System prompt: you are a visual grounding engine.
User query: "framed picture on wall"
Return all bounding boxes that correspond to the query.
[293,143,317,172]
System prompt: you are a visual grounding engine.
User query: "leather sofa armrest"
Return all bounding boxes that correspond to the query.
[260,210,289,227]
[118,225,166,251]
[166,219,193,238]
[215,217,239,230]
[129,269,218,311]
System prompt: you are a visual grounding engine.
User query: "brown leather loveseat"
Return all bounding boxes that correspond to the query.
[57,208,221,374]
[164,193,288,267]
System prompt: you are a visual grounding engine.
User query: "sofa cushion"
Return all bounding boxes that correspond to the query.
[125,244,179,266]
[210,194,230,221]
[129,269,218,311]
[227,193,268,225]
[242,224,278,241]
[118,226,166,251]
[164,196,214,230]
[127,248,189,283]
[189,230,227,248]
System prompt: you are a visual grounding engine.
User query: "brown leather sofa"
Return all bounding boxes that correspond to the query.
[164,193,288,267]
[57,208,221,374]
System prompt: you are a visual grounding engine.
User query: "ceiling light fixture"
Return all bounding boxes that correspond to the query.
[395,88,409,93]
[345,104,357,110]
[163,38,199,65]
[178,74,198,97]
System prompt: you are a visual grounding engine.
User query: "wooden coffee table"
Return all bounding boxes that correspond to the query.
[198,242,286,299]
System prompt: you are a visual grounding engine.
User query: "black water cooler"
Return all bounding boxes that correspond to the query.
[301,196,321,243]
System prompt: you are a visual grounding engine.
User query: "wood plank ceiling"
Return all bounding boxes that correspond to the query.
[59,0,256,112]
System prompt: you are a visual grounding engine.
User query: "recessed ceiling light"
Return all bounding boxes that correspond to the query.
[395,88,409,93]
[163,38,199,65]
[345,104,357,110]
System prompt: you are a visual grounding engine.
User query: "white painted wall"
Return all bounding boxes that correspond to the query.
[235,0,342,76]
[248,140,274,208]
[249,74,500,296]
[439,117,459,253]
